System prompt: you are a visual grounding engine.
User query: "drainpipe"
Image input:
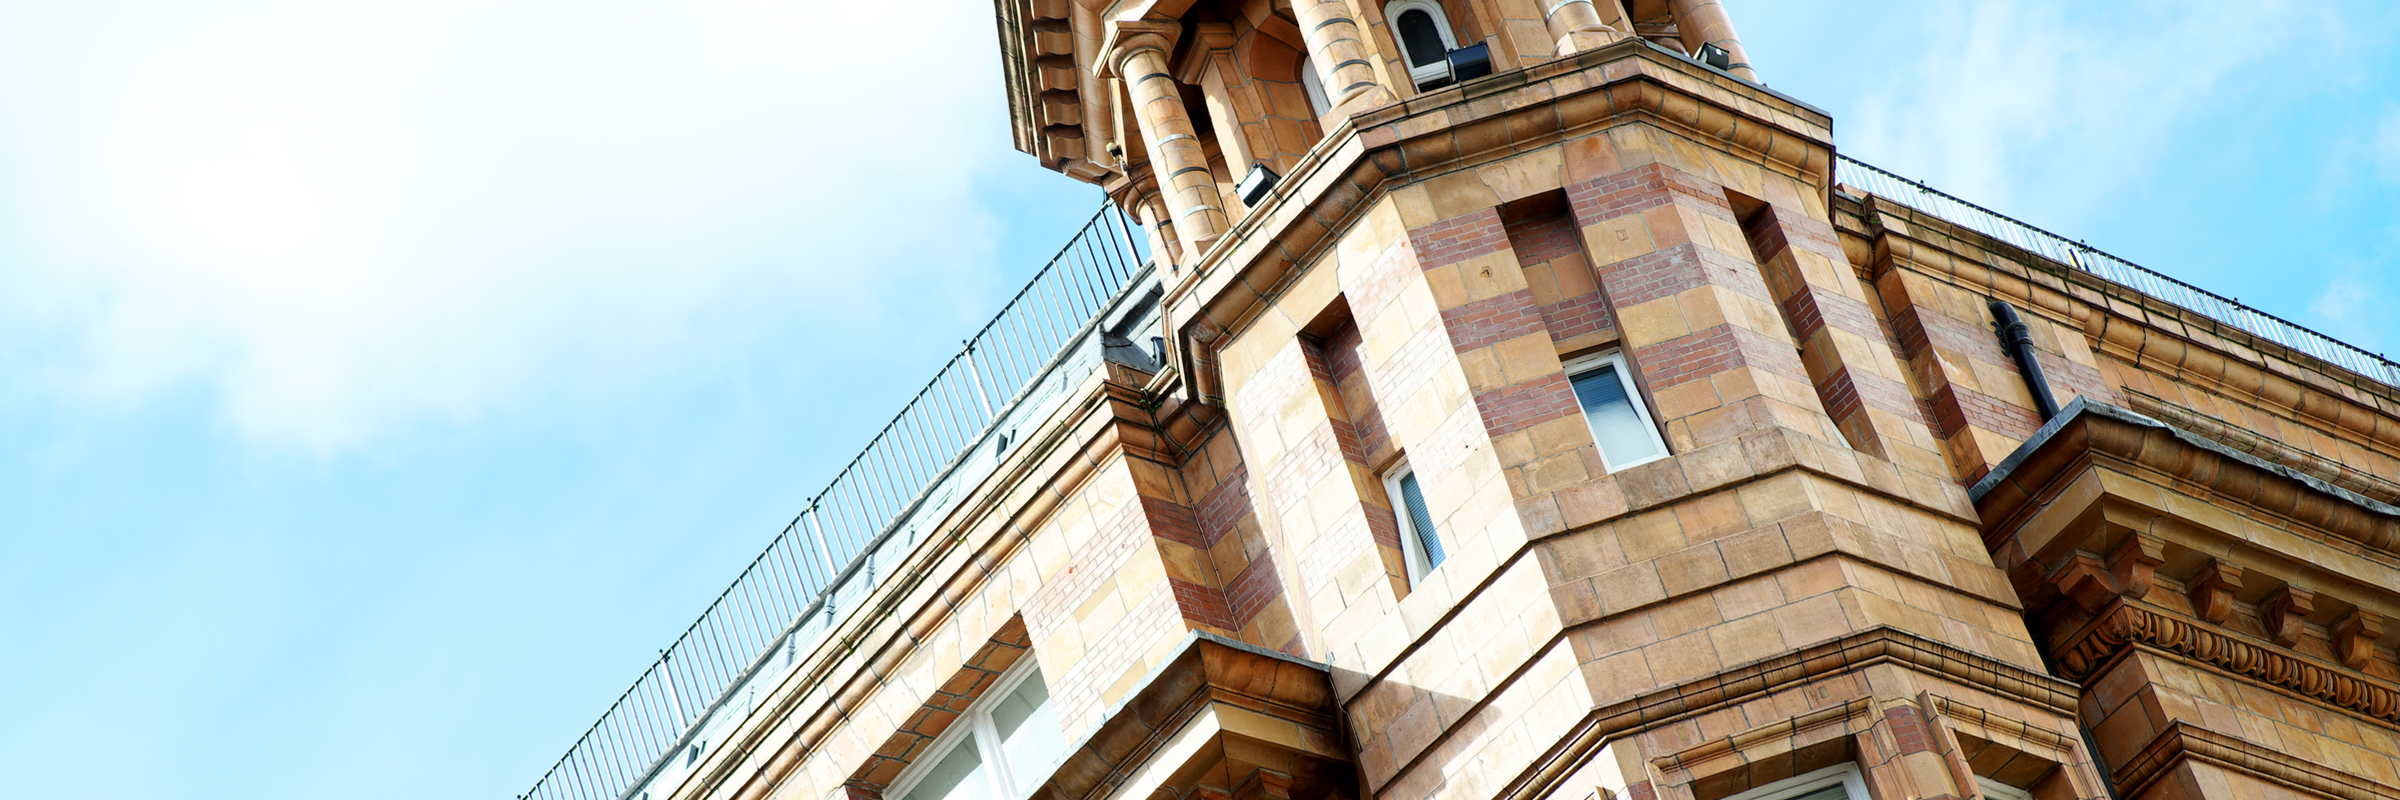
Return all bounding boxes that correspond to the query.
[1989,300,2062,421]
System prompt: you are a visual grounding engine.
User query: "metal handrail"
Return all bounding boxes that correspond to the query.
[1834,155,2400,386]
[522,202,1147,800]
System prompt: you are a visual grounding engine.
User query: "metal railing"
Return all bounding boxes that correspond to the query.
[1834,155,2400,387]
[522,202,1148,800]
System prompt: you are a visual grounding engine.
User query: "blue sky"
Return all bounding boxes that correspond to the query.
[0,2,2392,799]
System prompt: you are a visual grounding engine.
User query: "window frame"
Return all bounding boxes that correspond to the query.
[1720,763,1871,800]
[1381,460,1446,586]
[1561,349,1671,472]
[1297,55,1332,118]
[882,656,1063,800]
[1382,0,1461,89]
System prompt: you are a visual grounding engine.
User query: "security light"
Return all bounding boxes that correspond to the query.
[1446,43,1492,83]
[1237,163,1280,206]
[1698,43,1732,71]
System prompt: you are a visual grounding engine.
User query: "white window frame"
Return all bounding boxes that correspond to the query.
[1297,56,1332,118]
[1382,461,1444,585]
[1721,763,1871,800]
[1562,350,1671,472]
[883,657,1063,800]
[1383,0,1460,89]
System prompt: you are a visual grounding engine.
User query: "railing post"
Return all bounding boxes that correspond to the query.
[658,652,688,726]
[961,341,996,416]
[804,506,839,577]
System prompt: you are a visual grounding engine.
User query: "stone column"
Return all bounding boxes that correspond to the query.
[1105,20,1230,255]
[1177,24,1262,214]
[1669,0,1756,80]
[1543,0,1623,55]
[1290,0,1393,126]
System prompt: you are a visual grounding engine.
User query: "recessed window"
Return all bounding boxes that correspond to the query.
[1722,764,1870,800]
[1298,56,1331,118]
[1384,0,1460,90]
[1383,462,1447,585]
[888,661,1068,800]
[1564,351,1669,471]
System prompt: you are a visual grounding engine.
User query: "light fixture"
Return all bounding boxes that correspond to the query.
[1237,163,1280,206]
[1697,43,1732,71]
[1446,43,1492,83]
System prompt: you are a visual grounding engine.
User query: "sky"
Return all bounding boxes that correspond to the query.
[0,2,2393,799]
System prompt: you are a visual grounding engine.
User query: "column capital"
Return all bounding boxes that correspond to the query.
[1098,19,1181,78]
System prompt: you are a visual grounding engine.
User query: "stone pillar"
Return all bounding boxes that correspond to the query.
[1177,24,1261,214]
[1105,20,1230,255]
[1669,0,1755,80]
[1543,0,1622,55]
[1290,0,1394,126]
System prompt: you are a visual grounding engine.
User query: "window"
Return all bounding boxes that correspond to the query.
[1384,0,1459,90]
[1383,462,1447,584]
[1298,56,1331,118]
[1564,351,1669,471]
[888,661,1069,800]
[1722,764,1870,800]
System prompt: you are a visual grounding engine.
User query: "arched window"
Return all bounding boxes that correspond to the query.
[1298,56,1332,118]
[1385,0,1459,90]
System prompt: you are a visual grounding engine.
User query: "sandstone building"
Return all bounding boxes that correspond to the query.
[524,3,2400,800]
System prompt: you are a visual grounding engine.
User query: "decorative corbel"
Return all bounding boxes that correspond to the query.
[2047,552,2118,614]
[2188,561,2243,624]
[2334,610,2384,670]
[2263,585,2315,648]
[2106,534,2165,601]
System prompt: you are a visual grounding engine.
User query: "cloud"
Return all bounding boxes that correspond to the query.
[1844,0,2319,212]
[2311,266,2388,357]
[0,0,1019,453]
[2378,108,2400,182]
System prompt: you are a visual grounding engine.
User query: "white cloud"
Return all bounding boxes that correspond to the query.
[2377,107,2400,182]
[2311,267,2387,356]
[0,0,1019,453]
[1844,0,2319,212]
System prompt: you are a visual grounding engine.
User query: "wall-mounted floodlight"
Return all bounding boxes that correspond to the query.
[1237,163,1281,206]
[1446,43,1492,83]
[1697,43,1732,71]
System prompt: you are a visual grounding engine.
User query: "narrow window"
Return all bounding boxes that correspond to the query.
[1722,764,1871,800]
[1564,351,1669,471]
[1384,462,1446,584]
[1383,0,1460,90]
[887,661,1066,800]
[1298,56,1331,118]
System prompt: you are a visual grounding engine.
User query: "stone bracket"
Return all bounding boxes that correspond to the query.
[2334,609,2385,671]
[2188,560,2244,625]
[2264,585,2316,648]
[2046,535,2163,614]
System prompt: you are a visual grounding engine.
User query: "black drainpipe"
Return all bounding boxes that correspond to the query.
[1990,300,2062,421]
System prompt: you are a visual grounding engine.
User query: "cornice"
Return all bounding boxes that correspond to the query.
[1495,626,2082,800]
[2052,603,2400,726]
[1972,398,2400,557]
[2115,721,2400,800]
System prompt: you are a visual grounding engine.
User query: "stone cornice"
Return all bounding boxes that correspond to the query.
[1160,37,1834,408]
[1494,626,2083,800]
[1972,398,2400,558]
[2052,602,2400,726]
[1028,631,1346,800]
[2115,721,2400,800]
